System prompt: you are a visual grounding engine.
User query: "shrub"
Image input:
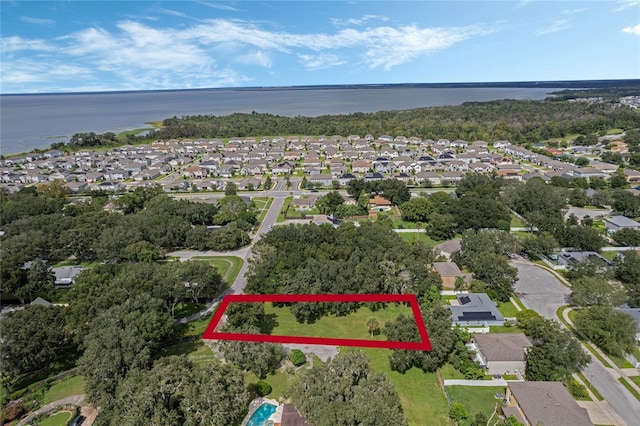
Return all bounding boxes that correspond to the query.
[256,380,272,397]
[289,349,306,367]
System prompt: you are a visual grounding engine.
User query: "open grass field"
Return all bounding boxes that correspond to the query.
[439,363,465,380]
[42,376,85,405]
[396,232,439,247]
[264,303,413,341]
[446,386,505,425]
[39,411,74,426]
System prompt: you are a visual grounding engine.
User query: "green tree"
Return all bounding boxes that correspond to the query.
[366,316,380,337]
[522,232,559,257]
[427,212,457,240]
[288,349,306,367]
[79,294,175,408]
[611,228,640,246]
[574,305,637,358]
[561,225,605,251]
[399,197,432,223]
[449,403,469,423]
[224,181,238,196]
[0,305,69,380]
[522,317,590,381]
[263,175,272,190]
[570,276,627,307]
[615,251,640,307]
[18,258,54,303]
[575,156,590,167]
[217,325,283,378]
[289,350,407,426]
[180,361,251,426]
[316,191,344,214]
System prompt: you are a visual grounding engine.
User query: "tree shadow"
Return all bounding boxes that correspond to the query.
[259,313,278,335]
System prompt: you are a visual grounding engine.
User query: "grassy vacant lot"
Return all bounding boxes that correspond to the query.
[439,363,464,380]
[396,232,439,247]
[264,303,412,341]
[42,375,85,404]
[446,385,505,425]
[510,214,526,227]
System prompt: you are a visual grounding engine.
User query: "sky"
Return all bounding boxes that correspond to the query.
[1,1,639,94]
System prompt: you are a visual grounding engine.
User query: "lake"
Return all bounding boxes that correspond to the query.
[0,85,555,155]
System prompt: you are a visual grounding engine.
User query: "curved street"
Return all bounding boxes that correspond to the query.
[513,259,640,425]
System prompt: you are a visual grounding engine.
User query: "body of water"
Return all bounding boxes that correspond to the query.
[0,85,556,155]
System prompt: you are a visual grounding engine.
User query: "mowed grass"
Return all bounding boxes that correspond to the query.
[265,303,413,341]
[446,386,505,425]
[42,375,85,404]
[39,411,74,426]
[361,348,452,426]
[245,369,292,401]
[190,256,243,283]
[497,301,519,317]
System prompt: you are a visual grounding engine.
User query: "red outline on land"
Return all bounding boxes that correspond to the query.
[202,294,432,351]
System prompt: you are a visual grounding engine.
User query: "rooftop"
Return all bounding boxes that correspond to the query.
[473,333,533,362]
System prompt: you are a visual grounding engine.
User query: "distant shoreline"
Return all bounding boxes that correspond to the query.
[2,79,637,97]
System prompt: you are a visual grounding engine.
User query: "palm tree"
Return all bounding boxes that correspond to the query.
[366,317,380,337]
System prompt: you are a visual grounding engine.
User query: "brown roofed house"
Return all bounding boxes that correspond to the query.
[432,262,464,289]
[368,195,391,207]
[472,333,532,375]
[504,381,593,426]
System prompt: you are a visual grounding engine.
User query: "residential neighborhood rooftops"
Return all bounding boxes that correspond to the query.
[433,262,463,277]
[604,215,640,229]
[472,333,532,362]
[506,381,593,426]
[449,293,504,325]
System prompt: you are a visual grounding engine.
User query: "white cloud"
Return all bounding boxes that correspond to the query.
[536,19,570,36]
[198,2,240,11]
[1,36,55,52]
[158,8,188,18]
[1,16,496,92]
[623,24,640,35]
[561,8,586,15]
[237,51,272,68]
[330,15,389,26]
[613,1,640,12]
[20,16,55,25]
[299,54,346,70]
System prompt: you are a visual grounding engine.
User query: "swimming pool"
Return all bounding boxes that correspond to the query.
[247,402,277,426]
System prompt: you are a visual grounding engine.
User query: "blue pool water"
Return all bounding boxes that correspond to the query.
[247,403,277,426]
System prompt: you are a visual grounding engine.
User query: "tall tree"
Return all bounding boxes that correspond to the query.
[569,276,627,307]
[574,306,637,358]
[0,305,70,381]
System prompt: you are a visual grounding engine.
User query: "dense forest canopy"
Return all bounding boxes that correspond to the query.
[48,98,640,151]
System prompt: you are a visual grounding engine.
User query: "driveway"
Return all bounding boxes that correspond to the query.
[511,261,570,319]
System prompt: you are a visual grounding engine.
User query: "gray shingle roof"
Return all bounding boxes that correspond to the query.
[473,333,532,362]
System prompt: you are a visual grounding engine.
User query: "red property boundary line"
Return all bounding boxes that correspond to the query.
[202,293,432,351]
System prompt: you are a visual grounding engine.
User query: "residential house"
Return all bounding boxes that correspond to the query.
[471,333,532,375]
[432,262,464,289]
[52,266,86,288]
[309,173,333,187]
[502,381,593,426]
[352,160,372,173]
[293,196,319,211]
[605,215,640,232]
[448,293,505,328]
[414,172,442,185]
[368,195,391,207]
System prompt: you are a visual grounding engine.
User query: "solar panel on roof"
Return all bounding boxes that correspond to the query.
[459,312,497,321]
[459,296,471,305]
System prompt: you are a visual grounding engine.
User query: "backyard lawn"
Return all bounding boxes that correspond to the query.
[39,411,74,426]
[190,256,243,283]
[497,301,519,317]
[42,376,85,404]
[446,385,505,425]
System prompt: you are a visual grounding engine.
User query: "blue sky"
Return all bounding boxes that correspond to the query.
[1,1,639,94]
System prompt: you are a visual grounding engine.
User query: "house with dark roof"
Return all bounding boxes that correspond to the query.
[503,381,593,426]
[448,293,504,327]
[472,333,532,375]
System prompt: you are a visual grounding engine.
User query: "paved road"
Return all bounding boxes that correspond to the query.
[513,260,640,425]
[512,261,570,320]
